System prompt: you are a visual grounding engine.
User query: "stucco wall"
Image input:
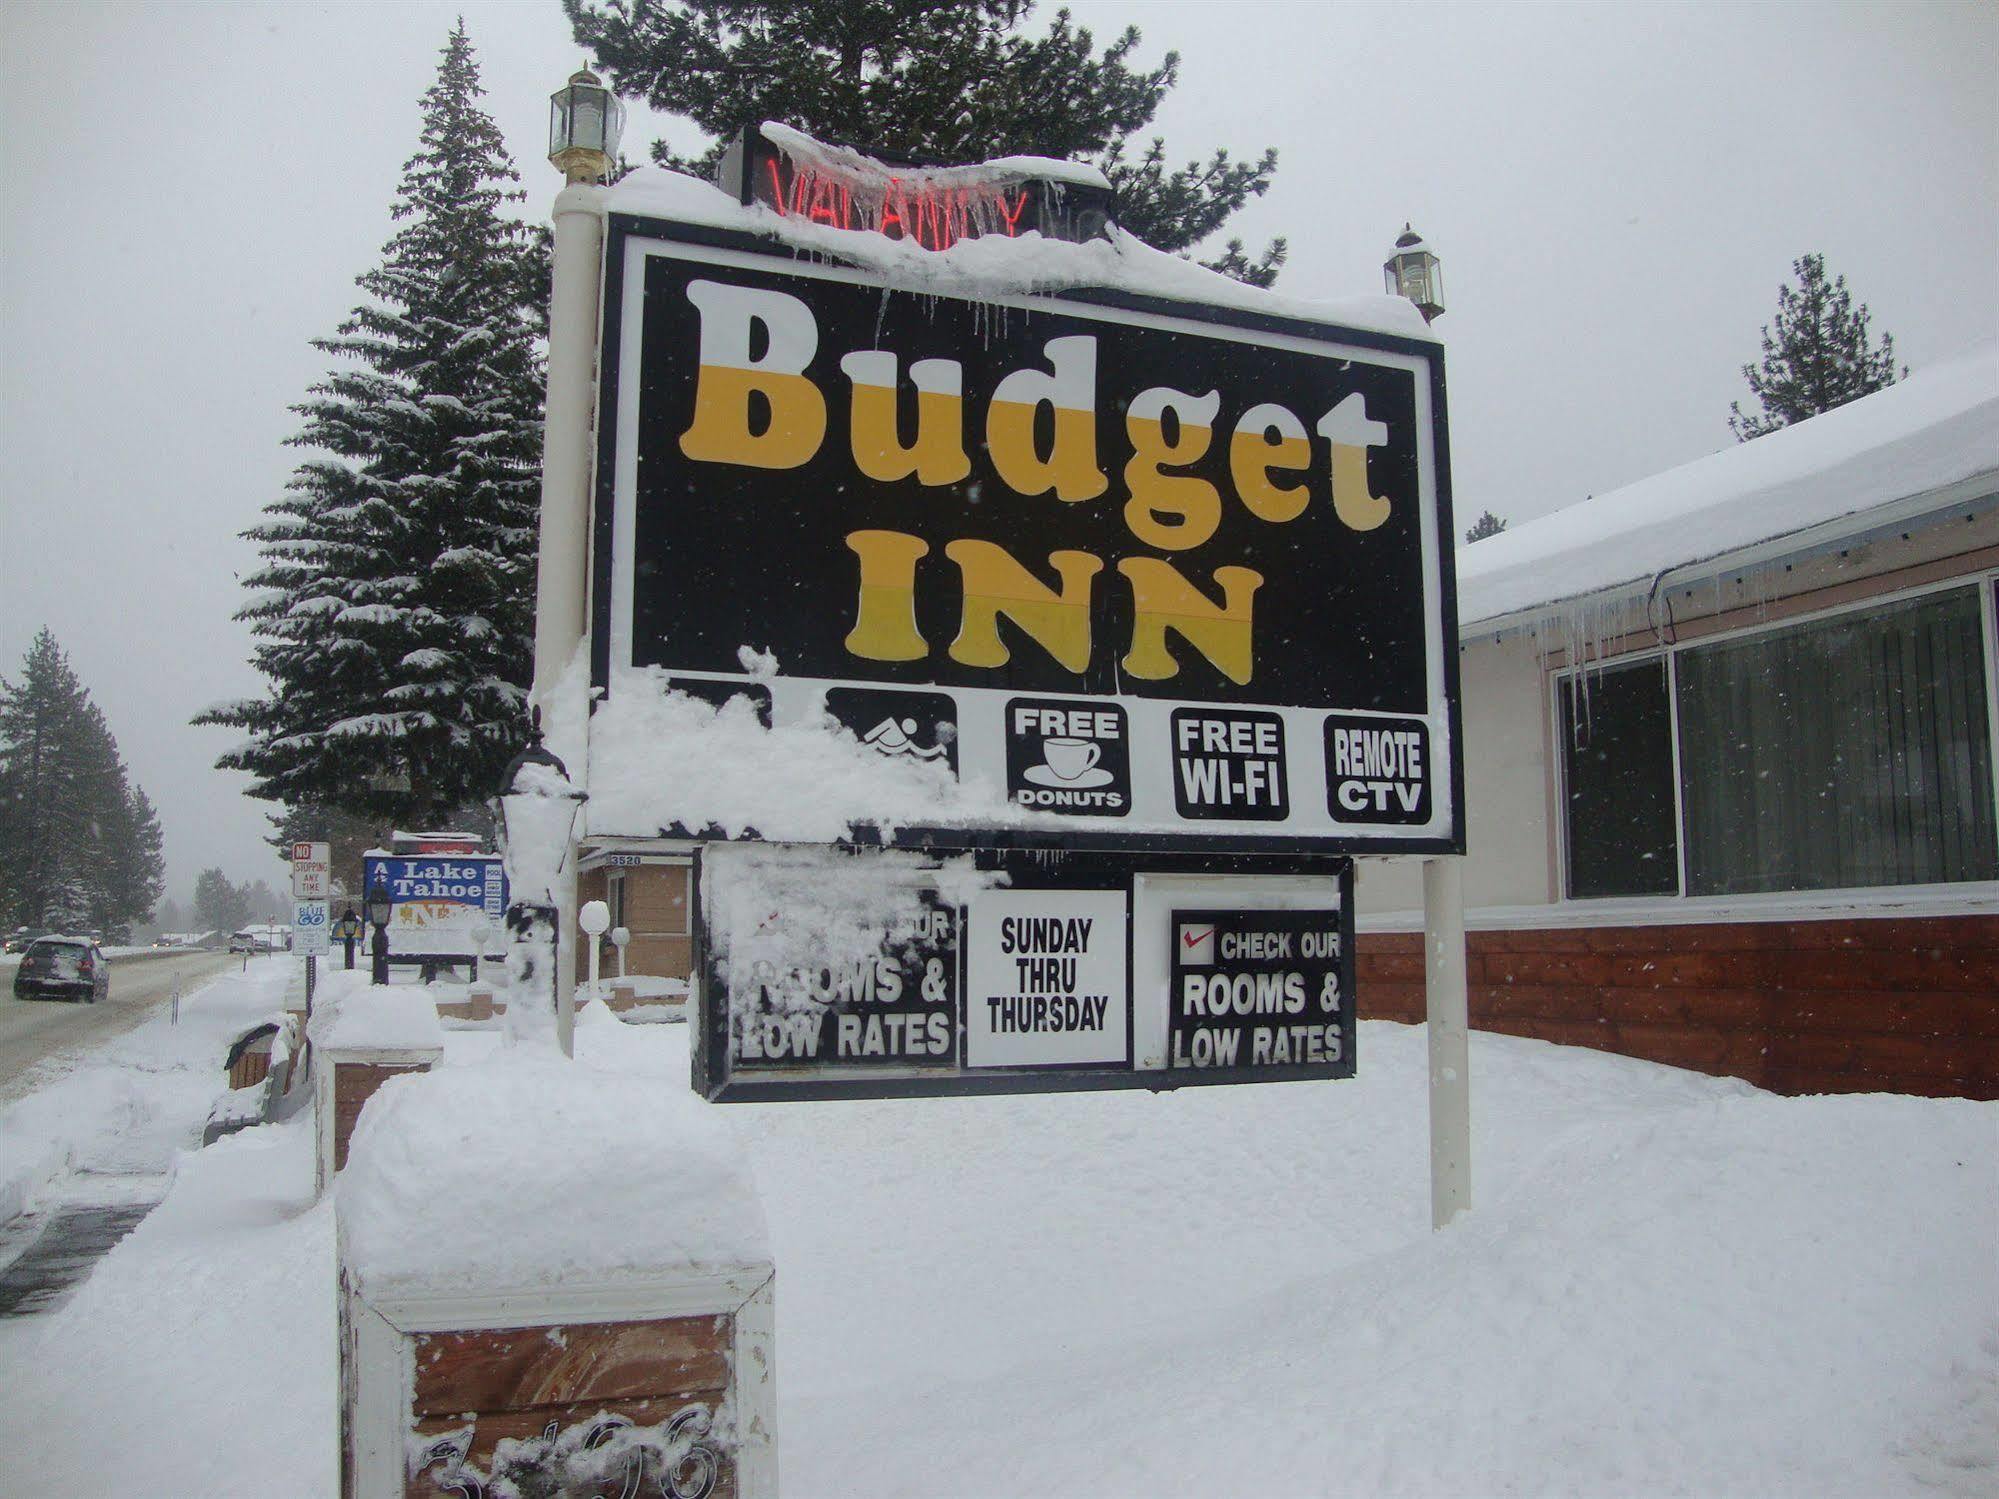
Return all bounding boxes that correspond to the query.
[1359,632,1552,915]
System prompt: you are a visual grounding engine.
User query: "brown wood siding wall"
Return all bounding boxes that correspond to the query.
[404,1315,736,1496]
[1357,915,1999,1099]
[331,1062,431,1171]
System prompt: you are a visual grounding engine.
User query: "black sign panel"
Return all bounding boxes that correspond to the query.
[824,687,958,775]
[1324,713,1431,824]
[596,218,1461,854]
[1170,708,1288,820]
[625,250,1431,712]
[1004,697,1129,817]
[731,889,958,1070]
[1168,909,1354,1078]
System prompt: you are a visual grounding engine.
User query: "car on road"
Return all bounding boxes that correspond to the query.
[4,928,47,954]
[12,936,109,1003]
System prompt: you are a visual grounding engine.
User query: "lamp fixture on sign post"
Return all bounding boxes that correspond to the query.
[1384,223,1444,324]
[548,66,624,184]
[496,723,589,1056]
[365,881,393,986]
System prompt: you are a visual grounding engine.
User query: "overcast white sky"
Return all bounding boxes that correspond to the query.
[3,0,1993,900]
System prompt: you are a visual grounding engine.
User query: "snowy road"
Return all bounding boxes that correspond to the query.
[0,951,237,1100]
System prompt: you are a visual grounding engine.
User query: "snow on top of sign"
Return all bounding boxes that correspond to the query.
[306,969,445,1052]
[601,163,1433,342]
[337,1046,768,1295]
[586,666,1028,843]
[759,121,1113,192]
[1457,345,1999,628]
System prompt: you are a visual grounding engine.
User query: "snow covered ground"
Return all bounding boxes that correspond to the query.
[0,989,1991,1496]
[0,958,290,1223]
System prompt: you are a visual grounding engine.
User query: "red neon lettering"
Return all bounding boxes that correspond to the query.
[998,188,1029,237]
[839,183,852,231]
[808,178,840,224]
[880,179,906,240]
[766,158,786,208]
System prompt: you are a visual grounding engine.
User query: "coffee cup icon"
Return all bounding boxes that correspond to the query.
[1041,736,1100,781]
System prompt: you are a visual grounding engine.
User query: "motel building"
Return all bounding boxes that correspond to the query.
[1356,347,1998,1099]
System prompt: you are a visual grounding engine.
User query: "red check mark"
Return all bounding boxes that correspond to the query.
[1182,927,1214,949]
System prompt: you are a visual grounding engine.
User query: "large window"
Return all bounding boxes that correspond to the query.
[1560,659,1679,898]
[1560,582,1998,901]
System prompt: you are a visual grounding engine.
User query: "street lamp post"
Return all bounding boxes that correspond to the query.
[364,882,393,986]
[337,907,361,971]
[610,925,630,981]
[533,69,622,712]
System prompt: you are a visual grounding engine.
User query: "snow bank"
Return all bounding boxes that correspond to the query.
[587,668,1022,841]
[4,1012,1991,1495]
[337,1049,766,1299]
[305,967,444,1052]
[0,1119,334,1497]
[0,962,291,1222]
[1459,346,1999,627]
[603,161,1433,341]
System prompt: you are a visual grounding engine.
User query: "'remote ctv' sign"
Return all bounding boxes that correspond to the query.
[594,171,1460,856]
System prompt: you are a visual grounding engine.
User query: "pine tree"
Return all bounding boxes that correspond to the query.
[1464,510,1507,543]
[192,868,253,935]
[200,22,544,828]
[564,0,1288,285]
[1729,253,1904,441]
[0,629,162,935]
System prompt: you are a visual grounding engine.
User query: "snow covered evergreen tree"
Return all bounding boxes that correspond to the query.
[192,868,252,935]
[1464,510,1507,543]
[1729,253,1904,441]
[0,629,163,936]
[565,0,1288,285]
[201,22,544,829]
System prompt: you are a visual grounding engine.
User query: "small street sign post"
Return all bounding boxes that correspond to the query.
[290,844,332,1014]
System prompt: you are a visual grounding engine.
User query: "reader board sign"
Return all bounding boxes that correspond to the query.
[592,214,1462,856]
[360,854,508,960]
[694,843,1353,1102]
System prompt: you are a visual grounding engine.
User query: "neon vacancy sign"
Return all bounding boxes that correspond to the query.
[717,122,1116,252]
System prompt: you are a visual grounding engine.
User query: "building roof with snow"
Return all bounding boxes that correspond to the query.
[1457,346,1999,632]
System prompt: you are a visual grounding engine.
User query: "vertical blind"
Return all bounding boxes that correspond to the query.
[1675,586,1997,896]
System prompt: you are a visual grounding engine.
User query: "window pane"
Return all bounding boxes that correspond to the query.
[1677,587,1997,896]
[1561,658,1680,898]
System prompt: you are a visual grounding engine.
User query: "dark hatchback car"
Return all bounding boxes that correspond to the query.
[13,937,109,1004]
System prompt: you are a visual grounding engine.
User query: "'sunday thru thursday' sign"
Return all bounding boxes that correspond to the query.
[591,157,1462,857]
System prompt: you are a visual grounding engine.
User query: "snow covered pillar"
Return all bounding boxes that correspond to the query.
[531,181,605,711]
[1424,856,1471,1228]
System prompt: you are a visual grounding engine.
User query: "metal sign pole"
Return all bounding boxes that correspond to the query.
[305,954,317,1021]
[1423,856,1470,1228]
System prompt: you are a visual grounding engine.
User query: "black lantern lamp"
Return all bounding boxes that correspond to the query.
[1384,223,1444,324]
[548,66,624,184]
[365,880,393,985]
